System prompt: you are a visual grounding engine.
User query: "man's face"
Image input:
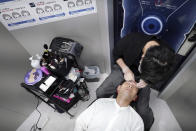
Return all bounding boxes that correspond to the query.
[117,81,138,99]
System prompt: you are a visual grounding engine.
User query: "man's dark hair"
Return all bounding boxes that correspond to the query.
[140,45,176,85]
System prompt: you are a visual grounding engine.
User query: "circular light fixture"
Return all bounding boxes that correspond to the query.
[141,16,163,35]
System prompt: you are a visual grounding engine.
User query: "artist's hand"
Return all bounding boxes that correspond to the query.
[136,79,147,88]
[124,69,135,81]
[117,58,135,81]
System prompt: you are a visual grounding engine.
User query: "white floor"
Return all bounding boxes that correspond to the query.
[17,74,182,131]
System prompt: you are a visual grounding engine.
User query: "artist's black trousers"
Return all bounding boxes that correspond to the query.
[96,65,154,131]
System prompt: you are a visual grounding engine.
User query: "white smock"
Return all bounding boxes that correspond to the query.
[74,98,144,131]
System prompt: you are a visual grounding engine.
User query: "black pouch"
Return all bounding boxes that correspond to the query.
[57,80,75,97]
[49,37,83,59]
[48,56,73,77]
[51,80,80,113]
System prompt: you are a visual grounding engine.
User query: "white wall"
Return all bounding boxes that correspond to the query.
[10,0,112,74]
[0,1,113,130]
[160,48,196,131]
[0,23,36,131]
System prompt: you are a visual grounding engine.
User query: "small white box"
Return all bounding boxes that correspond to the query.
[39,84,49,92]
[44,76,56,87]
[39,76,56,92]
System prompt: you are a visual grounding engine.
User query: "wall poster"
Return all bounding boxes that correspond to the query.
[0,0,97,30]
[114,0,196,52]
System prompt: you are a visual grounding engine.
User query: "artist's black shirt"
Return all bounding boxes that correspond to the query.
[113,32,153,76]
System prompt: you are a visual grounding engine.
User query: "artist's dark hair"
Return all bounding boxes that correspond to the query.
[140,45,176,85]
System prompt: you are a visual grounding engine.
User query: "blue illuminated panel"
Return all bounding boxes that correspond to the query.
[118,0,196,52]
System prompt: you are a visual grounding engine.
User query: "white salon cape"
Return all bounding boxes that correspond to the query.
[74,98,144,131]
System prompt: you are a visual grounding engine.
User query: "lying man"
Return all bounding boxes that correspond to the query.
[74,81,144,131]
